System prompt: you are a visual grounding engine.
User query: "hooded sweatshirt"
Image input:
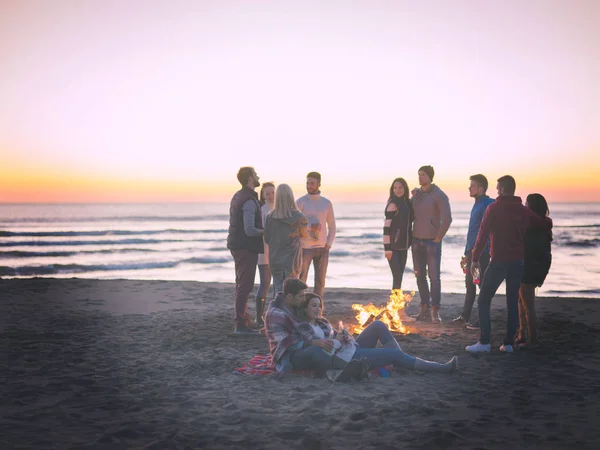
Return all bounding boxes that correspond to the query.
[264,209,308,275]
[411,184,453,240]
[472,196,551,264]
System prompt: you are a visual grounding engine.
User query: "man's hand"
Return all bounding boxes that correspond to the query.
[460,255,467,267]
[312,339,334,353]
[385,250,393,261]
[325,244,331,251]
[471,261,481,278]
[411,187,419,197]
[433,237,441,243]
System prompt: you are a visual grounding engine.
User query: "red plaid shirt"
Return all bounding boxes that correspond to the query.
[265,293,315,363]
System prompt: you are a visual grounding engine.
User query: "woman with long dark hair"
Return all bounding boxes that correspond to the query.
[383,177,413,291]
[516,193,553,348]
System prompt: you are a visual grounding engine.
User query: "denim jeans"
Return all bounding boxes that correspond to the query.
[462,252,490,322]
[289,346,345,372]
[387,249,408,290]
[355,320,398,348]
[256,264,272,298]
[411,238,442,307]
[271,269,288,299]
[300,247,330,299]
[352,347,416,370]
[477,260,525,345]
[351,320,416,370]
[230,249,258,328]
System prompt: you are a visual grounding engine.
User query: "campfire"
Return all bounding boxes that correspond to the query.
[348,289,414,335]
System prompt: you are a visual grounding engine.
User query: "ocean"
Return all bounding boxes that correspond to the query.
[1,202,599,298]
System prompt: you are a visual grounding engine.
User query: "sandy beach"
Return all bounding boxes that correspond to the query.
[1,278,599,449]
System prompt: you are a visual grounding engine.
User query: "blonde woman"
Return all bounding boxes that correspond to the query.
[264,184,308,296]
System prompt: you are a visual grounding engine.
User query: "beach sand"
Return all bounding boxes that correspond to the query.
[1,278,599,449]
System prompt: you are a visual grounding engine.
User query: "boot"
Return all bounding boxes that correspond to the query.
[412,303,430,322]
[413,356,457,373]
[431,306,442,324]
[326,358,370,382]
[254,297,265,328]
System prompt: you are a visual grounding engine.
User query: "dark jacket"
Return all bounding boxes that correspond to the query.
[226,187,264,254]
[384,197,413,251]
[525,217,553,267]
[472,196,550,264]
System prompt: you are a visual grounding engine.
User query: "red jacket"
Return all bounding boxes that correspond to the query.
[472,196,549,264]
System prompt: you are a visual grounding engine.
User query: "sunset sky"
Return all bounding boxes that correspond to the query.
[1,0,599,203]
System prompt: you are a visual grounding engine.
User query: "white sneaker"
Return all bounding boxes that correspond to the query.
[465,342,491,353]
[499,344,513,353]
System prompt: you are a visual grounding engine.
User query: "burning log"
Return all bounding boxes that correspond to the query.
[350,290,414,335]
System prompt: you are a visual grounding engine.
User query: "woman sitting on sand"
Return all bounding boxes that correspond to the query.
[516,193,553,349]
[264,184,308,296]
[297,293,457,374]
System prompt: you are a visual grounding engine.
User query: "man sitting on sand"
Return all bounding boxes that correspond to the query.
[264,277,368,381]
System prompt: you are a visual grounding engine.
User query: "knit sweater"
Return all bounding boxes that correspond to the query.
[296,193,336,249]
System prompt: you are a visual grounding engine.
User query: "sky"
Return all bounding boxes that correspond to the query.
[1,0,599,203]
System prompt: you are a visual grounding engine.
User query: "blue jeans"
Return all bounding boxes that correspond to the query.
[477,260,525,345]
[289,346,345,372]
[412,238,442,307]
[256,264,271,298]
[300,247,330,299]
[271,269,288,299]
[351,320,416,370]
[354,320,398,348]
[387,249,408,290]
[462,252,490,322]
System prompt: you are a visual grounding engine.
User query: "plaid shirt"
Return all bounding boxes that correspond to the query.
[265,293,315,363]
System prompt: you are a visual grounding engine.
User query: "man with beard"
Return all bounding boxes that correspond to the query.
[297,171,337,301]
[227,166,264,335]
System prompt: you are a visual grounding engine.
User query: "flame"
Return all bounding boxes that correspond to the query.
[349,289,414,335]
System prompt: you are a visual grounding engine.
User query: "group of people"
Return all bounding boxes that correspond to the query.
[226,165,553,359]
[226,167,335,335]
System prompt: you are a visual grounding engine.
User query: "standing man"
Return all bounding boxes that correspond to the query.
[297,171,336,300]
[466,175,550,353]
[227,166,264,335]
[411,165,452,323]
[453,174,494,329]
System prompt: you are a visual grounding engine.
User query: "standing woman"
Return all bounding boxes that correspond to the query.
[264,184,308,296]
[255,182,275,327]
[516,193,553,348]
[383,177,413,291]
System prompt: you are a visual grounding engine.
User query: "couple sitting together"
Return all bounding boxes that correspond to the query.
[265,277,458,382]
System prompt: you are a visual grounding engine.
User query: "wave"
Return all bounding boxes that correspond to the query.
[545,289,600,295]
[0,256,231,276]
[0,248,160,258]
[0,215,229,224]
[554,224,600,229]
[0,238,215,247]
[0,229,226,237]
[559,239,600,248]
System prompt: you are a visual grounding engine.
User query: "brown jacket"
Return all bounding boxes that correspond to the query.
[411,185,452,240]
